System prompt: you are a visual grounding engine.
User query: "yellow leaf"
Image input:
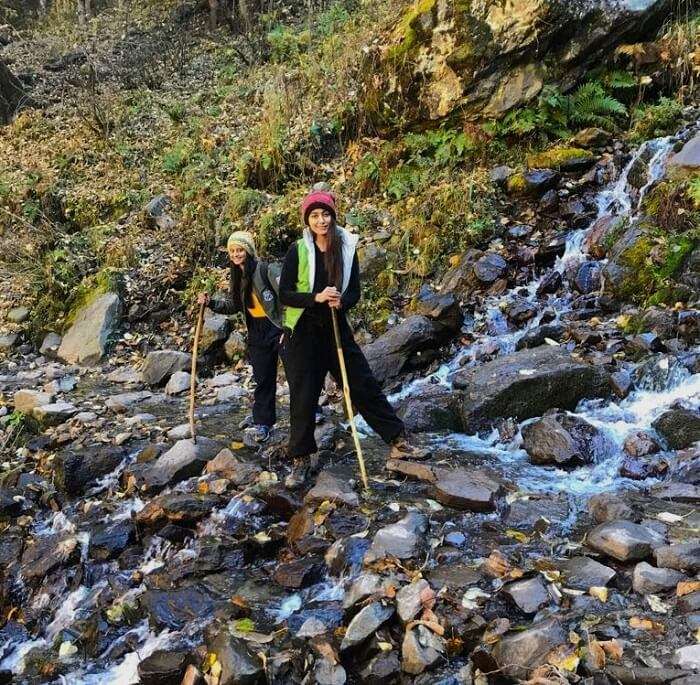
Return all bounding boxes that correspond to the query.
[629,616,665,634]
[230,441,245,450]
[589,586,608,603]
[505,529,530,543]
[696,628,700,643]
[678,581,700,597]
[600,639,623,661]
[197,481,210,495]
[587,639,606,670]
[548,644,580,671]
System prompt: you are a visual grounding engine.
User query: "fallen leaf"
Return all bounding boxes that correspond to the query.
[678,581,700,597]
[586,639,606,670]
[629,616,665,634]
[482,550,510,578]
[229,441,245,450]
[656,511,684,523]
[646,594,670,614]
[547,644,580,671]
[506,528,530,544]
[600,639,623,661]
[461,587,490,610]
[589,586,608,603]
[377,641,393,652]
[232,618,255,633]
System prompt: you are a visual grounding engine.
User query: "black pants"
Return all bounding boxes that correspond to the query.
[282,312,404,458]
[247,315,281,427]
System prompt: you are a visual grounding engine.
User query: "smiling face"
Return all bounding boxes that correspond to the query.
[228,245,248,266]
[307,208,333,238]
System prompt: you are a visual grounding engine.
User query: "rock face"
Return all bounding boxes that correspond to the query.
[521,411,609,467]
[200,311,230,352]
[141,350,192,386]
[453,346,610,433]
[492,618,567,679]
[668,132,700,173]
[587,520,665,562]
[57,292,121,365]
[365,0,674,127]
[364,314,461,386]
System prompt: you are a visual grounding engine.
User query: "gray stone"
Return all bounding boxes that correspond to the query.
[39,332,62,357]
[653,408,700,450]
[55,445,126,496]
[144,195,175,231]
[402,624,445,675]
[13,389,53,414]
[558,556,616,590]
[217,384,248,403]
[396,579,431,623]
[7,306,29,323]
[137,650,188,685]
[675,644,700,670]
[32,401,78,426]
[144,437,221,490]
[492,618,566,679]
[209,632,264,685]
[343,573,386,609]
[201,311,230,352]
[224,331,246,360]
[624,430,661,457]
[358,242,388,280]
[573,127,611,148]
[360,652,401,684]
[589,492,634,523]
[652,483,700,503]
[654,542,700,573]
[396,384,462,433]
[58,292,121,366]
[504,576,550,614]
[587,520,665,562]
[0,333,18,349]
[474,253,507,283]
[431,467,507,512]
[669,132,700,172]
[340,602,394,650]
[515,323,565,350]
[205,372,239,388]
[21,533,80,582]
[165,370,191,396]
[315,659,347,685]
[167,423,192,440]
[490,165,513,185]
[106,366,141,384]
[364,512,428,563]
[141,350,191,386]
[453,346,610,433]
[610,370,633,398]
[574,261,602,294]
[44,375,77,394]
[205,449,261,486]
[105,390,153,412]
[632,561,687,594]
[305,470,358,508]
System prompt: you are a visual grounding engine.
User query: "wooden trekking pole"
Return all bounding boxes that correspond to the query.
[331,308,370,491]
[189,301,206,444]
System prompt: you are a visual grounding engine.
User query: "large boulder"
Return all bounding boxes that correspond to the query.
[141,350,192,386]
[364,315,459,386]
[652,407,700,450]
[143,438,221,490]
[54,446,127,495]
[668,132,700,174]
[587,520,665,562]
[431,467,507,512]
[395,383,462,432]
[453,346,610,433]
[57,292,121,365]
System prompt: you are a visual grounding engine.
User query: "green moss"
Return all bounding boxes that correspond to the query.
[616,234,657,303]
[226,188,265,220]
[63,268,123,330]
[526,146,594,170]
[506,171,527,194]
[386,0,436,64]
[629,97,684,143]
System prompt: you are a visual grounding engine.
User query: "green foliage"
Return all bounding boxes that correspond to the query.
[629,97,684,142]
[7,410,26,430]
[600,70,637,91]
[164,101,187,123]
[267,25,309,63]
[568,82,627,127]
[227,188,265,220]
[162,139,193,173]
[688,175,700,208]
[316,2,352,37]
[353,153,381,196]
[183,266,219,308]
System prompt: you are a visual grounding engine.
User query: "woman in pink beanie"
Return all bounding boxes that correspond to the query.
[279,188,427,488]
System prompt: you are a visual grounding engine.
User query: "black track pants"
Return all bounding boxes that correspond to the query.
[247,315,280,428]
[282,314,404,458]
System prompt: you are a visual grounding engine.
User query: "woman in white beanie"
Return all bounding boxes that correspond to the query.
[198,231,283,443]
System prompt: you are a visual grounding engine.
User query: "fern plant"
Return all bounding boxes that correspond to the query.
[568,82,628,128]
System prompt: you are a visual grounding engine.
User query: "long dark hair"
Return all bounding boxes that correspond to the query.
[230,254,256,310]
[322,218,343,289]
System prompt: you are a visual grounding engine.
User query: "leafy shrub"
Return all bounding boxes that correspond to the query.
[629,97,684,142]
[162,139,193,173]
[267,25,309,63]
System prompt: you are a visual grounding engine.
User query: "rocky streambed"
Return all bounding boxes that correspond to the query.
[1,123,700,684]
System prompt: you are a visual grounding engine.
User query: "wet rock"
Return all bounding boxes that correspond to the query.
[678,592,700,614]
[574,261,601,294]
[507,224,533,239]
[522,411,607,467]
[164,370,191,396]
[0,333,18,350]
[504,576,549,614]
[136,493,219,529]
[624,431,661,459]
[490,165,513,185]
[89,520,135,561]
[674,645,700,670]
[21,533,79,582]
[7,306,29,323]
[396,579,432,623]
[55,445,127,495]
[385,459,437,482]
[454,346,610,433]
[588,492,634,523]
[205,449,260,486]
[653,408,700,450]
[652,482,700,503]
[474,253,507,284]
[610,370,633,398]
[396,384,462,433]
[654,542,700,573]
[427,564,482,591]
[506,298,537,324]
[557,556,616,590]
[137,649,189,685]
[414,289,462,329]
[273,557,325,589]
[144,437,220,490]
[13,389,53,414]
[315,659,346,685]
[492,618,566,679]
[200,312,230,352]
[224,331,247,360]
[143,586,217,630]
[620,454,668,480]
[573,127,611,148]
[325,537,370,575]
[402,624,445,675]
[360,652,401,684]
[0,489,22,519]
[364,315,461,386]
[105,390,153,412]
[343,572,386,608]
[141,350,192,386]
[632,562,687,594]
[515,324,565,350]
[208,633,264,685]
[57,292,121,365]
[32,401,78,426]
[364,512,428,563]
[305,469,358,508]
[440,249,480,295]
[587,520,665,562]
[341,602,394,650]
[669,132,700,173]
[507,169,560,196]
[431,467,507,512]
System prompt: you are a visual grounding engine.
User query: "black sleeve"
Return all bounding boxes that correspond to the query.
[279,244,316,309]
[341,254,361,312]
[208,268,243,315]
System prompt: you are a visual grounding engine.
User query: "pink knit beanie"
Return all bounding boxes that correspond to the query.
[301,190,337,225]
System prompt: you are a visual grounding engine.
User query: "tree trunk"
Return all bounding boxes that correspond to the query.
[77,0,93,25]
[209,0,219,30]
[0,59,28,124]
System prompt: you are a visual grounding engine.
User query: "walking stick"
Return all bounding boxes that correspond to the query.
[189,301,206,444]
[331,308,370,491]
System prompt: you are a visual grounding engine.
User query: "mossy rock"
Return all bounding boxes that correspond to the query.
[526,146,595,172]
[63,268,124,332]
[386,0,438,64]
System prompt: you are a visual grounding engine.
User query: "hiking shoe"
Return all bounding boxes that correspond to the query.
[388,436,431,461]
[238,414,254,430]
[284,458,311,490]
[244,424,270,444]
